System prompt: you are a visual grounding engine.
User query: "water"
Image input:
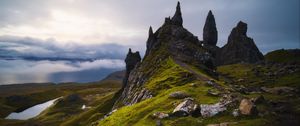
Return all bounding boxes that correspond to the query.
[5,97,61,120]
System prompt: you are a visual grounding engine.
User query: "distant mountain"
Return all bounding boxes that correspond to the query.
[101,70,125,82]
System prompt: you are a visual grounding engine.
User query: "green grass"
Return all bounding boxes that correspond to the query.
[98,57,221,126]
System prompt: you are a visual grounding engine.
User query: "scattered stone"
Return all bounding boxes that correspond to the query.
[200,102,227,117]
[232,109,239,117]
[152,112,169,119]
[169,91,189,99]
[190,83,197,87]
[207,89,220,96]
[172,98,198,117]
[239,99,257,115]
[237,78,245,82]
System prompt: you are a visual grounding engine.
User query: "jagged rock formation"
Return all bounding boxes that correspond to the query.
[171,2,183,26]
[114,1,214,108]
[216,21,264,65]
[123,48,141,87]
[112,48,141,108]
[203,10,218,46]
[113,2,264,110]
[202,10,220,62]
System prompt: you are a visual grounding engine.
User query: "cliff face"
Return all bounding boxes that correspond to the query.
[216,21,264,65]
[114,2,214,108]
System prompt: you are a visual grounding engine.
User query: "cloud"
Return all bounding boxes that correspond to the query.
[0,35,138,60]
[0,59,125,84]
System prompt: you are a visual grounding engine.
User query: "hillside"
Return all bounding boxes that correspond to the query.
[265,49,300,64]
[97,2,300,126]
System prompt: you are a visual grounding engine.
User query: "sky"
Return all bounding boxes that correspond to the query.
[0,0,299,55]
[0,0,299,84]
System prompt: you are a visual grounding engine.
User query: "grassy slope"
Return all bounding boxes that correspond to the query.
[265,49,300,64]
[98,58,273,126]
[98,55,300,126]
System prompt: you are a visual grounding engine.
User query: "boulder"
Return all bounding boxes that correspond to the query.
[232,109,239,117]
[172,98,199,117]
[200,102,227,117]
[169,91,189,99]
[239,99,257,115]
[152,112,169,119]
[207,89,220,96]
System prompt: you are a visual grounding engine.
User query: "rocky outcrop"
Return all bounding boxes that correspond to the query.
[171,2,183,26]
[216,21,264,65]
[203,10,218,46]
[169,91,190,99]
[123,48,141,88]
[112,48,141,108]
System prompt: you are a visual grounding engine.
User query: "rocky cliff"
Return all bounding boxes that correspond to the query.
[216,21,264,65]
[114,2,264,109]
[114,2,214,108]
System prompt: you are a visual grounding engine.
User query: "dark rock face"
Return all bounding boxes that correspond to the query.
[123,48,141,87]
[171,2,183,26]
[203,10,218,46]
[216,21,264,65]
[145,26,157,57]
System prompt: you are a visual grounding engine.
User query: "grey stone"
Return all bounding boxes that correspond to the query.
[172,98,198,117]
[169,91,189,99]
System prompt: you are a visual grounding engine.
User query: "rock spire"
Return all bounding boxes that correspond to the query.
[203,10,218,46]
[123,48,141,87]
[171,1,183,26]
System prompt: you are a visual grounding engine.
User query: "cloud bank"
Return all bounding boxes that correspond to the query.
[0,35,137,60]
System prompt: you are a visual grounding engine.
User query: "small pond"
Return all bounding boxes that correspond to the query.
[5,97,61,120]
